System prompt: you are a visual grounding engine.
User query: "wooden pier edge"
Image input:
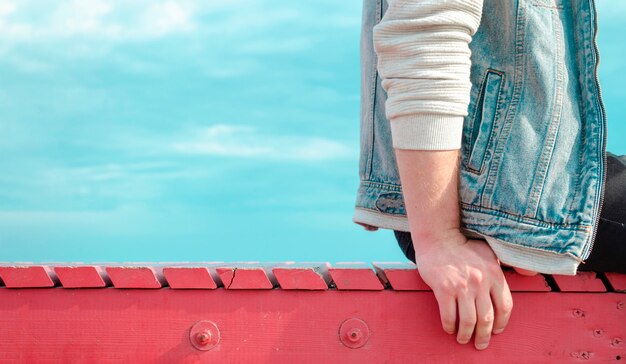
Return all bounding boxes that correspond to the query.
[0,262,624,363]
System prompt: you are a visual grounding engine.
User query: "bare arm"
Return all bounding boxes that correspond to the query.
[371,0,514,349]
[395,149,512,350]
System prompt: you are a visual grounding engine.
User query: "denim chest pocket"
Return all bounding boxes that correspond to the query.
[464,69,505,174]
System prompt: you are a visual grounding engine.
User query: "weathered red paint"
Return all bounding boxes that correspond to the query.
[606,272,626,292]
[328,263,385,290]
[0,266,57,288]
[163,267,217,289]
[272,263,330,290]
[216,267,274,289]
[372,262,431,291]
[55,266,108,288]
[502,270,551,292]
[0,264,625,363]
[552,271,607,292]
[106,266,164,289]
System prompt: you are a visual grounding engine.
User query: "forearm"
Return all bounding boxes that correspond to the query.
[369,1,514,349]
[395,149,462,253]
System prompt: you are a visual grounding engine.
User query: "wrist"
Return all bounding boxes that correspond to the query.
[410,227,467,258]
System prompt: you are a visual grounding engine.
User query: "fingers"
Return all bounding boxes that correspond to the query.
[434,292,457,334]
[491,278,513,335]
[474,293,494,350]
[456,296,476,345]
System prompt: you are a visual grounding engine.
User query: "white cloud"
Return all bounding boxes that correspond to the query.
[171,124,355,161]
[140,1,193,37]
[0,0,15,16]
[0,0,196,41]
[52,0,115,35]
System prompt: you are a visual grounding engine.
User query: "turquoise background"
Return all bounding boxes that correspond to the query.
[1,0,624,263]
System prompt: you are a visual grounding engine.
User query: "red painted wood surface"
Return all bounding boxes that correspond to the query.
[606,272,626,292]
[502,270,551,292]
[1,263,625,362]
[216,263,276,289]
[55,266,109,288]
[328,262,385,290]
[0,266,57,288]
[163,267,217,289]
[1,289,624,362]
[106,266,164,289]
[552,271,607,292]
[372,262,430,291]
[272,262,331,290]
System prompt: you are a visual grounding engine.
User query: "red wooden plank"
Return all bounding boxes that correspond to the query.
[272,262,331,290]
[503,271,551,292]
[0,266,57,288]
[163,267,217,289]
[328,262,384,290]
[216,263,276,289]
[105,266,164,289]
[605,273,626,292]
[552,272,607,292]
[372,262,430,291]
[54,266,109,288]
[372,264,551,292]
[1,289,624,362]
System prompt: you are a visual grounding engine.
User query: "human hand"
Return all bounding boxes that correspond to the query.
[414,231,513,350]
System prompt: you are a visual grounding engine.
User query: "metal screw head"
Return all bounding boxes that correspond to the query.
[612,338,623,347]
[189,320,220,351]
[593,329,604,337]
[618,301,624,310]
[571,351,591,360]
[347,328,362,343]
[573,309,585,318]
[196,332,212,346]
[339,318,370,349]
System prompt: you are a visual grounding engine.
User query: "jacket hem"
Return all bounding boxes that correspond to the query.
[353,207,580,275]
[353,207,409,231]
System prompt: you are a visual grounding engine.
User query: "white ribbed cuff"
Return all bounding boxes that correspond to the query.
[390,114,464,150]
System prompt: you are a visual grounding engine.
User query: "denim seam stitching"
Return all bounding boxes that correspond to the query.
[564,4,586,225]
[463,68,490,165]
[524,7,565,218]
[481,1,527,208]
[361,180,403,192]
[364,0,382,180]
[466,69,506,175]
[462,202,589,230]
[465,226,578,256]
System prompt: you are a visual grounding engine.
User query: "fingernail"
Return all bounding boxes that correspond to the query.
[476,342,489,350]
[457,338,470,345]
[493,328,504,334]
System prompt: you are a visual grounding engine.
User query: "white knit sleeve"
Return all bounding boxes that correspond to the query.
[373,0,483,150]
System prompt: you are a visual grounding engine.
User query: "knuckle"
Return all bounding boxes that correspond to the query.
[441,281,466,295]
[468,273,483,285]
[459,319,475,329]
[502,300,514,314]
[478,314,494,325]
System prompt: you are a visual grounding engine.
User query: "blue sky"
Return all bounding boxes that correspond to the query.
[1,0,624,263]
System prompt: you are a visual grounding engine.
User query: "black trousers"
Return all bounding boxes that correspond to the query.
[394,152,626,273]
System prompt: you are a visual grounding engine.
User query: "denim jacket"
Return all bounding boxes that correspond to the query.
[353,0,607,275]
